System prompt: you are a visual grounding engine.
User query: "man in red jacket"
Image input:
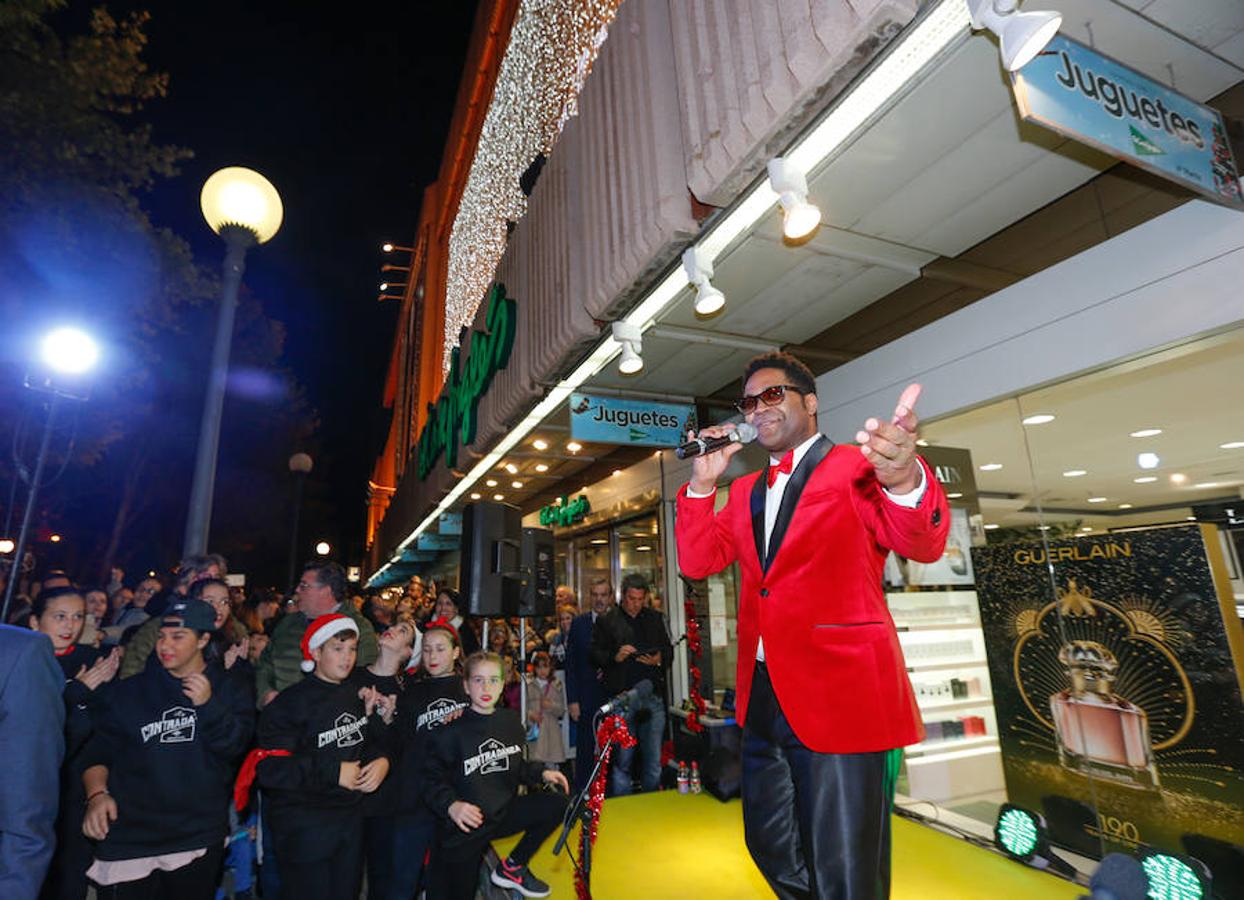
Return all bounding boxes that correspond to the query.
[676,352,948,900]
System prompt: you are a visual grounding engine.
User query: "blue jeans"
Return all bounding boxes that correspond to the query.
[609,691,665,795]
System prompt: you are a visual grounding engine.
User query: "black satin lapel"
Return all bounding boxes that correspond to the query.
[750,472,766,570]
[765,436,832,570]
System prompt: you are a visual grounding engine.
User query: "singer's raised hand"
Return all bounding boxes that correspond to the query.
[687,425,743,494]
[855,383,922,492]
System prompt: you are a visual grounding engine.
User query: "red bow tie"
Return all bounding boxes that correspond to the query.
[767,450,794,488]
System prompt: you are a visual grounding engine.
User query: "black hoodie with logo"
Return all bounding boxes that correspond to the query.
[425,708,548,849]
[392,674,469,814]
[82,658,255,860]
[254,672,393,821]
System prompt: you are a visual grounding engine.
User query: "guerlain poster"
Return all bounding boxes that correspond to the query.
[973,525,1244,860]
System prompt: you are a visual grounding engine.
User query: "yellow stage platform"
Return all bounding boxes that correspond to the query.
[494,791,1082,898]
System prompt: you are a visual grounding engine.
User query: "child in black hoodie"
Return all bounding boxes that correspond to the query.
[426,651,569,900]
[80,598,254,899]
[386,617,468,900]
[250,613,396,900]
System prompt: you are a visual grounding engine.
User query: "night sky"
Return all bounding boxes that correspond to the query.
[102,0,480,564]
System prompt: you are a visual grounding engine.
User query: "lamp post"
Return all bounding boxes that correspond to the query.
[1,327,100,623]
[287,452,313,591]
[184,167,283,556]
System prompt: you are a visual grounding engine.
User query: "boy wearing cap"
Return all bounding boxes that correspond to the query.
[79,599,255,899]
[249,614,396,900]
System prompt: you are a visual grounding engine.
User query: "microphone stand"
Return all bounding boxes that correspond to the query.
[551,709,615,899]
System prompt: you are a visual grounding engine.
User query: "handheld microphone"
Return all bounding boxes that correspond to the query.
[676,422,757,460]
[598,679,654,715]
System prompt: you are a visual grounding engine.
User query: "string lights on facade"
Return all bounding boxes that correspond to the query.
[442,0,623,372]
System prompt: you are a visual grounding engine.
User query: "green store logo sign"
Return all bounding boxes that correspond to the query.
[416,285,517,480]
[540,494,590,528]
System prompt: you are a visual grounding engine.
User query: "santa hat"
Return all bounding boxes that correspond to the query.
[300,614,359,672]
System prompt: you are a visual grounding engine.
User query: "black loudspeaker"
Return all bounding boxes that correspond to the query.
[460,501,521,617]
[516,527,555,617]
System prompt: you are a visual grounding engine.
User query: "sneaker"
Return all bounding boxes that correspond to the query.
[490,858,551,897]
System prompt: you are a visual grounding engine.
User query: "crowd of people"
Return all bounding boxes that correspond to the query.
[1,554,674,900]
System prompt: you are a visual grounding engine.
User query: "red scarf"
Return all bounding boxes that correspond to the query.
[233,748,292,812]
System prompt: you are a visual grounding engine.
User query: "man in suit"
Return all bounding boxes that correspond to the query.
[0,625,66,899]
[564,576,613,792]
[676,352,948,899]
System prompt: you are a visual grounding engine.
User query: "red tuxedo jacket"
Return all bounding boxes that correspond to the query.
[676,439,949,753]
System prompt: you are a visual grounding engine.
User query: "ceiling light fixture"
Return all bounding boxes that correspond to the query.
[505,463,519,474]
[611,321,643,375]
[1137,452,1160,470]
[535,463,549,472]
[533,439,548,451]
[485,479,498,487]
[1134,476,1157,484]
[512,480,524,489]
[984,523,1000,530]
[470,493,481,500]
[1087,497,1107,503]
[1022,414,1055,425]
[967,0,1062,72]
[980,463,1004,471]
[1130,428,1163,438]
[682,247,726,316]
[1170,473,1187,484]
[1063,470,1086,477]
[766,157,822,240]
[1194,482,1219,490]
[567,441,582,453]
[493,493,505,501]
[1118,503,1133,509]
[1220,441,1244,450]
[947,492,963,499]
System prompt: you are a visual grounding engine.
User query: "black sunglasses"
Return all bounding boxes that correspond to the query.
[735,384,804,414]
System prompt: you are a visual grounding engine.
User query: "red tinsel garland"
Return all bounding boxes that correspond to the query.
[576,714,636,900]
[683,598,707,733]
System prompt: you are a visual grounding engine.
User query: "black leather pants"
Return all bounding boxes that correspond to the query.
[741,662,900,900]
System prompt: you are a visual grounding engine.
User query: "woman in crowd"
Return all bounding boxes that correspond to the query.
[433,588,479,657]
[29,586,121,900]
[547,604,576,671]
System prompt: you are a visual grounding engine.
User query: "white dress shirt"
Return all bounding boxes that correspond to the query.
[686,432,927,662]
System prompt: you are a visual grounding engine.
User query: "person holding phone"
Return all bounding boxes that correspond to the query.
[589,573,671,795]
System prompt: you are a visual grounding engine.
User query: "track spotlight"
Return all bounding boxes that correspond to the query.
[611,321,643,375]
[682,247,725,316]
[766,158,821,241]
[968,0,1062,72]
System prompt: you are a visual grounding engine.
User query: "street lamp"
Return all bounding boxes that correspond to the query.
[2,326,100,623]
[184,167,283,556]
[287,452,313,591]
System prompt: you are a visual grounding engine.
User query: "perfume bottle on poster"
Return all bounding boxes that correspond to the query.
[1049,640,1160,790]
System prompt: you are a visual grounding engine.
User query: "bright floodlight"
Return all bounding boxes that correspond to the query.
[0,539,14,554]
[968,0,1062,72]
[694,283,726,316]
[41,328,99,375]
[315,541,331,556]
[200,167,284,244]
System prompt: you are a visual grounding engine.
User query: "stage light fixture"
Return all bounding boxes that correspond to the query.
[41,328,100,376]
[0,539,14,554]
[1140,850,1210,899]
[994,805,1074,876]
[766,158,821,240]
[682,247,725,316]
[611,321,643,375]
[968,0,1062,71]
